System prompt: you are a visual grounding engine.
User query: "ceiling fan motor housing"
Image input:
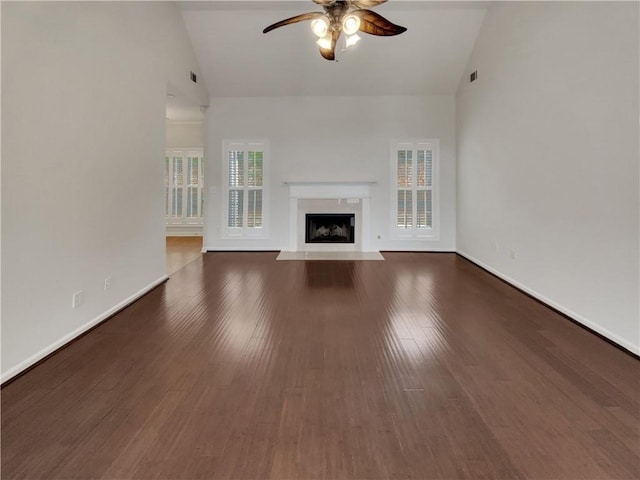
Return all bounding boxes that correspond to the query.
[325,1,350,31]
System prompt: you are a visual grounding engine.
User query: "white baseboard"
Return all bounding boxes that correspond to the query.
[201,248,276,252]
[203,247,457,253]
[457,250,640,356]
[1,275,169,384]
[380,248,457,252]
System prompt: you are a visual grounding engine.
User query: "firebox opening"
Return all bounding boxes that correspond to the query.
[305,213,355,244]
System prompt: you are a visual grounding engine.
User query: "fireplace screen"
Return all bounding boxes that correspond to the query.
[305,214,355,244]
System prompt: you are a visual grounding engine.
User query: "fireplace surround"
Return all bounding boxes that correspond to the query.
[284,181,375,252]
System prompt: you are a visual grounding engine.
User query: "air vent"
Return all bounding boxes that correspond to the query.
[470,70,478,82]
[190,71,197,83]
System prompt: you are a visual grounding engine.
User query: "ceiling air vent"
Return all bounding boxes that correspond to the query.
[470,70,478,82]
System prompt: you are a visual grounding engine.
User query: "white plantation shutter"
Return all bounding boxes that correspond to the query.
[416,148,433,229]
[165,149,204,225]
[397,190,412,229]
[186,156,202,218]
[223,140,268,237]
[171,156,183,218]
[227,149,244,227]
[397,149,413,228]
[228,190,243,227]
[165,157,170,216]
[416,190,432,229]
[247,150,264,228]
[392,140,438,238]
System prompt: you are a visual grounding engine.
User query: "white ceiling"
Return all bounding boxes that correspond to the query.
[179,1,488,98]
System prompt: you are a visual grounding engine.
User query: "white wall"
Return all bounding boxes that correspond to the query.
[204,96,456,252]
[1,2,208,381]
[456,2,639,353]
[166,121,204,148]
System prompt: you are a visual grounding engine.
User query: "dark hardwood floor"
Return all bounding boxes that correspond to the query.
[2,252,638,479]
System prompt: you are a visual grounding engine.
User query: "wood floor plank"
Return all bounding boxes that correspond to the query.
[2,252,638,479]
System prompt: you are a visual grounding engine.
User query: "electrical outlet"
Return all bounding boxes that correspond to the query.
[104,276,112,291]
[72,290,84,309]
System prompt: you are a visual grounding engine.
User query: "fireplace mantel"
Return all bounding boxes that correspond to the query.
[284,181,375,252]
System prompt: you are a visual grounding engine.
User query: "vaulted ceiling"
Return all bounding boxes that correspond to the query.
[179,1,488,98]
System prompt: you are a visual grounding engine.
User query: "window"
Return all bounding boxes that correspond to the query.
[223,140,268,237]
[165,149,204,225]
[392,140,439,238]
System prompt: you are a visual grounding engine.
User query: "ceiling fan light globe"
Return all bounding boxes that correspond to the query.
[345,33,361,48]
[311,18,329,37]
[342,15,361,35]
[316,34,333,50]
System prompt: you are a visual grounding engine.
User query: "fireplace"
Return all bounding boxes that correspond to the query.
[305,213,355,244]
[284,181,374,252]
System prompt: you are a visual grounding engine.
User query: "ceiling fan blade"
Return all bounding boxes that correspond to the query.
[319,46,335,61]
[263,12,323,34]
[312,0,336,4]
[319,29,340,61]
[355,9,407,36]
[352,0,387,8]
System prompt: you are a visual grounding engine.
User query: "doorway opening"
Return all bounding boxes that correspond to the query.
[165,89,205,274]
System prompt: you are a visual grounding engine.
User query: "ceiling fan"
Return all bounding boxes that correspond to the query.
[263,0,407,61]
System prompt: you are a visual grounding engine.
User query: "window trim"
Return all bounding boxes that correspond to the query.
[390,139,440,240]
[221,139,269,239]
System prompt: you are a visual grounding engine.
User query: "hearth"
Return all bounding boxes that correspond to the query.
[305,213,355,244]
